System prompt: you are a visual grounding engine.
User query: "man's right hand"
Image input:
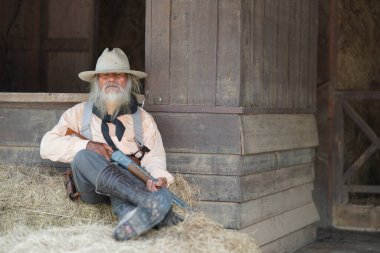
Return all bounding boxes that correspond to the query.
[86,141,113,161]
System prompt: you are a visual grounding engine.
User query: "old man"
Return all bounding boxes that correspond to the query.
[40,48,180,240]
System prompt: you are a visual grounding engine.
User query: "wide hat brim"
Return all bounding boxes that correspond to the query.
[78,69,147,83]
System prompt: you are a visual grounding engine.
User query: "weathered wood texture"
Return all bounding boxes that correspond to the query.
[240,0,318,109]
[260,223,317,253]
[167,148,314,175]
[241,203,319,246]
[146,0,318,111]
[333,205,380,232]
[199,183,314,229]
[241,114,319,154]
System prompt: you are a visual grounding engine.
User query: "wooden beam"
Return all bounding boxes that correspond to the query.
[333,99,346,204]
[341,99,380,146]
[145,104,316,114]
[333,204,380,231]
[0,92,87,103]
[344,144,377,181]
[335,91,380,100]
[344,185,380,194]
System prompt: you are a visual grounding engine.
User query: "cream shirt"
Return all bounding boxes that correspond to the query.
[40,102,174,185]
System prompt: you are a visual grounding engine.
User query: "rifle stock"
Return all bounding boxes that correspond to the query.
[65,128,192,211]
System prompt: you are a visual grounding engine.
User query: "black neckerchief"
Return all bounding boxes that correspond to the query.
[92,95,138,151]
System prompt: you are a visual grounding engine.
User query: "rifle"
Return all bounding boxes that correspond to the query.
[65,128,192,211]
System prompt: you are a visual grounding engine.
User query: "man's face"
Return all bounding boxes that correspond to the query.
[98,73,127,93]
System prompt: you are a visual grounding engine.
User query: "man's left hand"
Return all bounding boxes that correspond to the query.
[146,177,167,192]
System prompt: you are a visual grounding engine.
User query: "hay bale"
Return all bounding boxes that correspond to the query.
[0,164,260,253]
[0,163,115,234]
[0,214,260,253]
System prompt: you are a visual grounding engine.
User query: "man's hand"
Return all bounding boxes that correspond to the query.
[146,177,167,192]
[86,141,113,161]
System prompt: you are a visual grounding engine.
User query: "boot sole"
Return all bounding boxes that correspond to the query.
[113,190,172,241]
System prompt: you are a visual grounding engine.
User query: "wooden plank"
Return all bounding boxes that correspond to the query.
[148,0,171,105]
[153,113,241,154]
[0,108,63,146]
[169,0,190,105]
[243,152,277,175]
[167,148,314,176]
[242,148,314,175]
[252,0,265,107]
[299,0,310,108]
[276,0,289,108]
[333,204,380,232]
[215,0,241,106]
[167,153,242,176]
[260,223,317,253]
[241,114,318,154]
[308,0,318,110]
[241,163,314,201]
[241,203,319,246]
[188,0,218,105]
[262,0,278,107]
[198,183,314,230]
[184,174,241,202]
[240,0,253,107]
[0,146,68,168]
[344,185,380,194]
[277,148,314,168]
[47,0,92,39]
[288,0,301,108]
[240,183,314,228]
[0,93,87,103]
[145,104,315,114]
[198,201,239,229]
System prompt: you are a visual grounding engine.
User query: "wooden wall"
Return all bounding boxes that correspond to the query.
[145,0,318,111]
[144,1,320,252]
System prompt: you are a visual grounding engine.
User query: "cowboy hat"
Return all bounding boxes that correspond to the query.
[78,48,147,82]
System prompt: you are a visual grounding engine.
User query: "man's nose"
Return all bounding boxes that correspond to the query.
[107,75,116,81]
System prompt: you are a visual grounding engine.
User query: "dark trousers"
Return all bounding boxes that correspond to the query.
[71,149,148,219]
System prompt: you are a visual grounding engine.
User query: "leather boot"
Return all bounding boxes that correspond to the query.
[155,208,183,229]
[113,190,172,241]
[95,164,148,205]
[111,199,136,220]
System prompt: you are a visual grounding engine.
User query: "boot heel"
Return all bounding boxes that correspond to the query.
[113,190,172,241]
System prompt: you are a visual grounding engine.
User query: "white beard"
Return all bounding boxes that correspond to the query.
[89,80,132,119]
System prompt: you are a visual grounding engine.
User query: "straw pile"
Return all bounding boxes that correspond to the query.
[0,163,260,253]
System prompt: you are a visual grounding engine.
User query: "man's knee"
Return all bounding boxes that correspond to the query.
[72,149,107,169]
[72,149,93,166]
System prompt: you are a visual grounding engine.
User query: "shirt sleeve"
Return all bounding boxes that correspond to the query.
[139,110,174,186]
[40,103,89,163]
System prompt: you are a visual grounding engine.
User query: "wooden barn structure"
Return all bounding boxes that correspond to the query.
[1,0,379,252]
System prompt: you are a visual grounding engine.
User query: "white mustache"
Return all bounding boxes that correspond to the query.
[103,82,122,90]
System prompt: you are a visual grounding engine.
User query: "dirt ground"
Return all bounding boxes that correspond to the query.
[295,228,380,253]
